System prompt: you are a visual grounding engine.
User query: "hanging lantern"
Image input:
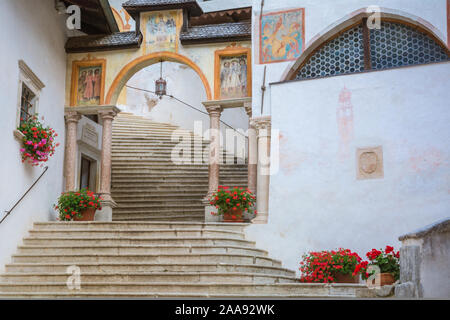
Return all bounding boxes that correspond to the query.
[155,61,166,99]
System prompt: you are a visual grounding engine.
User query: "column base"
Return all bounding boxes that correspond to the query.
[202,198,221,222]
[95,196,117,222]
[251,212,268,224]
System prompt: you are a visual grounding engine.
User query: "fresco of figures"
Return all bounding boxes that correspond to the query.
[77,66,102,106]
[219,55,248,99]
[260,8,304,63]
[145,11,178,53]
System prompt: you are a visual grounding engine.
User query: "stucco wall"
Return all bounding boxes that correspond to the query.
[251,0,449,116]
[245,62,450,274]
[0,0,67,271]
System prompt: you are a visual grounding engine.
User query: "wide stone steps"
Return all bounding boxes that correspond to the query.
[110,113,248,222]
[4,263,295,277]
[0,283,372,298]
[0,222,374,298]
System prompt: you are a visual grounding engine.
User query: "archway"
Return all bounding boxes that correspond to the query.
[105,51,212,105]
[281,7,450,82]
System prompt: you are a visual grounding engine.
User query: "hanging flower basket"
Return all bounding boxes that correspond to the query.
[54,189,102,221]
[209,186,256,223]
[17,115,59,166]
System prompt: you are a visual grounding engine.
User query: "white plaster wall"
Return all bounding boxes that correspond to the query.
[251,0,449,116]
[245,62,450,274]
[120,62,249,155]
[0,0,67,271]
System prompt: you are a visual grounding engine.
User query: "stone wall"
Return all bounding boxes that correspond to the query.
[396,218,450,298]
[0,0,67,271]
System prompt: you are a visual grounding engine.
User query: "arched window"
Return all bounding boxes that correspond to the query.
[294,20,449,81]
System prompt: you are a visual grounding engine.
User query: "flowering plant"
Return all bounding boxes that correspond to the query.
[299,249,362,283]
[209,186,256,219]
[353,246,400,280]
[18,115,59,166]
[54,189,102,221]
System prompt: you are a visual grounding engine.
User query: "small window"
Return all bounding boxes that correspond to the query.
[19,84,37,126]
[16,60,45,128]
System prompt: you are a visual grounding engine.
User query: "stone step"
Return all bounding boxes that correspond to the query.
[0,282,371,297]
[112,215,204,222]
[111,209,205,217]
[32,222,247,232]
[23,237,256,247]
[0,272,296,284]
[16,245,266,256]
[11,253,281,267]
[4,263,295,277]
[111,167,247,172]
[28,229,245,239]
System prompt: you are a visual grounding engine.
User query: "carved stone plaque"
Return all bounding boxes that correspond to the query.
[81,123,99,148]
[356,146,383,180]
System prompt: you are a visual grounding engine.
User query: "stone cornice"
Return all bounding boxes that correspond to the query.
[64,105,121,116]
[203,97,252,110]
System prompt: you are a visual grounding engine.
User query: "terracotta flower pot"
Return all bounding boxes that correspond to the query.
[73,208,96,221]
[366,273,395,286]
[223,208,244,222]
[334,272,360,284]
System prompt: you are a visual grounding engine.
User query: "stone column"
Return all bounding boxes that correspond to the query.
[245,102,257,194]
[64,111,81,192]
[204,105,223,199]
[96,109,118,221]
[251,116,272,224]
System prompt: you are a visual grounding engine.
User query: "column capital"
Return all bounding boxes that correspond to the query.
[251,116,271,132]
[64,111,81,124]
[98,109,118,121]
[205,105,223,117]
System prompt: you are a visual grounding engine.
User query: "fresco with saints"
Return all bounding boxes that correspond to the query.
[77,65,102,106]
[219,55,248,99]
[145,11,178,53]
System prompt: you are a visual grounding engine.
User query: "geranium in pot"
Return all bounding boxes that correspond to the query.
[299,248,362,283]
[353,246,400,287]
[17,115,59,166]
[54,189,102,221]
[209,186,256,222]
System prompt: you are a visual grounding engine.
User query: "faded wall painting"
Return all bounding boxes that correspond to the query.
[70,59,106,106]
[144,10,180,54]
[219,55,248,99]
[260,8,305,64]
[215,45,251,100]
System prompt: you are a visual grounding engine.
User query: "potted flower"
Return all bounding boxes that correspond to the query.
[54,189,102,221]
[299,248,362,283]
[17,115,59,166]
[353,246,400,286]
[209,186,256,222]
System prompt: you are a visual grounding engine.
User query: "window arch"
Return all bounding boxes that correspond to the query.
[294,19,449,81]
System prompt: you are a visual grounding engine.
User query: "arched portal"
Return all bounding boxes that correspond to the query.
[281,8,450,81]
[105,51,212,105]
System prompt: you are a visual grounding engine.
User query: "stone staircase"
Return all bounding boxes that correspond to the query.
[111,113,248,222]
[0,221,374,298]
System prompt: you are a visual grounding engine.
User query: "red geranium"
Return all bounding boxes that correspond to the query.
[299,248,362,283]
[354,246,400,281]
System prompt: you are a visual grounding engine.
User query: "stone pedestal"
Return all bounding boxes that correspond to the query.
[95,198,117,222]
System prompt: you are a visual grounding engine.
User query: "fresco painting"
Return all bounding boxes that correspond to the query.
[76,65,103,106]
[260,8,305,64]
[219,55,248,99]
[145,11,179,53]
